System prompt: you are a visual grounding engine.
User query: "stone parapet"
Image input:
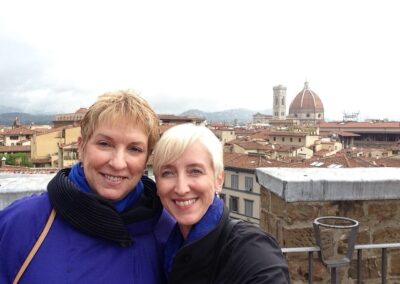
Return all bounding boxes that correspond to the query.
[256,167,400,202]
[256,167,400,283]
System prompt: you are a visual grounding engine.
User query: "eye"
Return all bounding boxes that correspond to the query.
[160,169,175,178]
[128,146,144,153]
[189,168,204,176]
[97,140,111,148]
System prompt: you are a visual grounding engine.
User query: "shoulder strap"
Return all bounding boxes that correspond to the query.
[209,218,242,282]
[13,208,56,284]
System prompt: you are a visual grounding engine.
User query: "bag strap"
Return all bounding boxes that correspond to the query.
[13,208,56,284]
[209,218,242,282]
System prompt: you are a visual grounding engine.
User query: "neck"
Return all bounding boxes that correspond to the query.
[179,224,191,240]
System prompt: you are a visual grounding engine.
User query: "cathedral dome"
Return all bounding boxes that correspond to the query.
[289,81,324,122]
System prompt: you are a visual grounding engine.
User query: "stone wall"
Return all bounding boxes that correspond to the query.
[256,167,400,283]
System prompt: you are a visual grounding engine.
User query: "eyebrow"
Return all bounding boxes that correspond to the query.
[94,134,147,146]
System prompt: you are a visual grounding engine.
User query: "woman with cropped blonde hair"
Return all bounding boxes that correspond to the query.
[0,90,175,284]
[153,123,290,283]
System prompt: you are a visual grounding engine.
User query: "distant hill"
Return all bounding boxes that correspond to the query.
[180,108,271,124]
[0,112,55,126]
[0,105,20,114]
[0,108,272,126]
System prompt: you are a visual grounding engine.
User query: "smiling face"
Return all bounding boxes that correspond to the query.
[78,119,149,202]
[155,141,224,239]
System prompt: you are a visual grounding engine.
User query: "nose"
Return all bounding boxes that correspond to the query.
[109,149,127,170]
[174,175,190,195]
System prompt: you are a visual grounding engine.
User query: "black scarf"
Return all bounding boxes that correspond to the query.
[47,169,163,247]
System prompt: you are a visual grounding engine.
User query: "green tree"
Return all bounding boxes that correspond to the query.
[0,153,33,167]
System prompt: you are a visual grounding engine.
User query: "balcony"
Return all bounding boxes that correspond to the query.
[256,167,400,283]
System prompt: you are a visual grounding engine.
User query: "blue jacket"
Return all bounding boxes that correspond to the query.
[0,170,175,284]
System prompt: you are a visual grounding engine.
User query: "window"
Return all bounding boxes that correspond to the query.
[281,112,284,116]
[10,135,19,140]
[299,138,302,142]
[229,196,239,212]
[273,137,276,141]
[244,199,253,217]
[231,174,239,189]
[275,97,278,106]
[245,177,253,191]
[282,137,285,142]
[290,138,293,142]
[281,98,285,105]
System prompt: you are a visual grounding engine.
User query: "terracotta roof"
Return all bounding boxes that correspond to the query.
[289,81,324,113]
[232,141,271,151]
[319,121,400,129]
[269,131,307,137]
[314,149,330,157]
[224,152,286,169]
[2,127,37,135]
[75,108,88,113]
[373,157,400,167]
[31,157,51,163]
[247,129,271,140]
[36,127,66,136]
[32,127,54,133]
[234,129,260,136]
[0,145,31,152]
[287,152,382,168]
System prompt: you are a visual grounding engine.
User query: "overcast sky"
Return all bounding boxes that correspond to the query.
[1,0,399,121]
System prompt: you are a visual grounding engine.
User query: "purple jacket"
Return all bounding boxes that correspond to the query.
[0,176,174,284]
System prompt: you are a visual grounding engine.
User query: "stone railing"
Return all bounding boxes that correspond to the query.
[255,167,400,283]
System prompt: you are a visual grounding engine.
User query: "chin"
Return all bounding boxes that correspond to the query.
[177,217,199,227]
[99,191,124,202]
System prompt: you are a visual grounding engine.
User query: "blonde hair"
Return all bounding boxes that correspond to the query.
[80,90,160,155]
[153,123,224,179]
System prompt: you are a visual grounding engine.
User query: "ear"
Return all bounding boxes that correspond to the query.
[215,171,224,193]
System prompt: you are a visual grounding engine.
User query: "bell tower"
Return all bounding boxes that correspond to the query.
[273,85,287,120]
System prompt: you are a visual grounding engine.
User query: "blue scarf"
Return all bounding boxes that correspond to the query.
[164,196,224,277]
[68,163,144,213]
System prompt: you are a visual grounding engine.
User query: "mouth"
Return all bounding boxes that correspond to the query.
[175,198,197,207]
[102,173,127,183]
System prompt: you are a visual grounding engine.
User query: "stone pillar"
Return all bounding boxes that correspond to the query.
[1,157,6,167]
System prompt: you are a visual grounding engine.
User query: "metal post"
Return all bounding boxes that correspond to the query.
[308,251,313,284]
[331,267,337,284]
[382,248,387,284]
[357,249,363,284]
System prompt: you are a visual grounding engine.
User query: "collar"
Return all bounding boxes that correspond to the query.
[164,197,224,276]
[47,168,163,247]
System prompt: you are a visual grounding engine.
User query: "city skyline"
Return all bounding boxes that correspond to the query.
[1,0,399,121]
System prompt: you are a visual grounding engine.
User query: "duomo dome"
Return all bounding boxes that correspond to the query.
[289,81,324,122]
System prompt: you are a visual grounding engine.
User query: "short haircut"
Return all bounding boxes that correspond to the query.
[153,123,224,179]
[80,90,160,155]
